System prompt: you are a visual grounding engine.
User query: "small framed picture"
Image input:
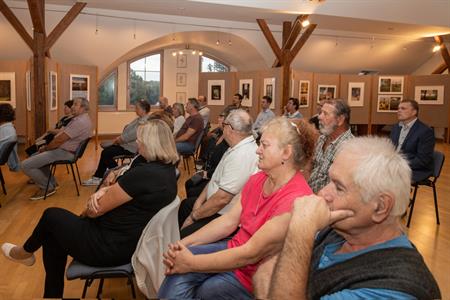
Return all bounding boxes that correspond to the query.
[0,72,16,108]
[177,54,187,68]
[176,92,186,103]
[347,82,364,107]
[49,71,58,111]
[377,94,403,112]
[299,80,310,108]
[317,84,336,103]
[70,74,89,100]
[239,79,253,107]
[415,85,444,105]
[26,71,31,111]
[263,77,276,109]
[176,73,187,87]
[378,76,403,94]
[207,80,225,105]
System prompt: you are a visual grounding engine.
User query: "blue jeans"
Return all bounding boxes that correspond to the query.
[176,142,195,154]
[158,241,253,300]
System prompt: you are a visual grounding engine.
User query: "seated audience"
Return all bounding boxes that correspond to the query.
[178,109,258,238]
[390,99,435,182]
[257,136,441,299]
[82,99,151,186]
[308,99,353,193]
[21,97,92,200]
[223,93,249,115]
[284,97,303,119]
[25,100,74,156]
[159,96,173,116]
[309,99,324,130]
[0,103,19,171]
[175,98,204,154]
[1,119,178,299]
[172,102,185,136]
[185,111,229,198]
[198,95,210,128]
[252,96,275,136]
[158,117,316,299]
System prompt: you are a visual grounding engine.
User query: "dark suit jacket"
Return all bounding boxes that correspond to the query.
[390,119,435,182]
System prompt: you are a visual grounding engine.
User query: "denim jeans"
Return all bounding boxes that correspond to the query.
[158,241,253,300]
[176,142,195,154]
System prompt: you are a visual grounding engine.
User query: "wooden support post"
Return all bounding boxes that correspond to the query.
[33,31,46,137]
[434,36,450,71]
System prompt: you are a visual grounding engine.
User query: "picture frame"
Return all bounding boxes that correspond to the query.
[264,77,276,109]
[377,94,403,112]
[239,79,253,107]
[0,72,16,108]
[176,92,186,103]
[49,71,58,111]
[299,80,310,108]
[26,71,31,111]
[415,85,444,105]
[176,73,187,87]
[317,84,336,103]
[70,74,89,100]
[347,82,365,107]
[177,54,187,68]
[207,80,225,105]
[378,76,404,94]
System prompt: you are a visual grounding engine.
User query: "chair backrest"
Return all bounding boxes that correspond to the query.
[433,151,445,179]
[193,123,207,153]
[74,137,91,161]
[0,140,17,165]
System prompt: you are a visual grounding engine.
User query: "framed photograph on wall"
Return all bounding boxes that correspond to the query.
[264,77,276,109]
[177,54,187,68]
[70,74,89,100]
[207,80,225,105]
[415,85,444,105]
[299,80,310,107]
[378,76,403,94]
[239,79,253,107]
[0,72,16,108]
[317,84,336,103]
[176,73,187,87]
[176,92,186,103]
[26,71,31,111]
[49,71,58,111]
[347,82,365,107]
[377,94,403,112]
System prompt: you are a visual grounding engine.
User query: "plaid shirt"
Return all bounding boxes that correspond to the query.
[308,129,354,193]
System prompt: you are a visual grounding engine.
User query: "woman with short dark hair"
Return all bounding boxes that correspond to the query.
[0,103,19,171]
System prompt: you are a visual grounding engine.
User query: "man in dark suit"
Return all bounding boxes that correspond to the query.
[390,99,435,182]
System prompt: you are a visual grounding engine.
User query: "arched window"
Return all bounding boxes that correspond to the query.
[98,70,117,109]
[200,55,229,72]
[129,52,162,106]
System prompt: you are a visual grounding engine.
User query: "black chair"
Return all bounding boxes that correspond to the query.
[407,151,445,227]
[44,138,91,199]
[0,140,18,196]
[180,123,209,174]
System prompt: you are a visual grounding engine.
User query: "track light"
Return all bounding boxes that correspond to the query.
[301,19,310,28]
[433,45,441,52]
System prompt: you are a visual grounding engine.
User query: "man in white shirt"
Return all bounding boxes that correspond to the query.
[198,95,210,128]
[253,96,275,136]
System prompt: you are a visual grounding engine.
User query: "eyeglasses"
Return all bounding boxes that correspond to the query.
[223,122,234,130]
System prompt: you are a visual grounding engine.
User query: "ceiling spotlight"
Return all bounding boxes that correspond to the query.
[216,39,220,45]
[192,50,196,55]
[178,50,183,55]
[433,45,441,52]
[301,19,310,28]
[198,51,203,56]
[172,52,177,56]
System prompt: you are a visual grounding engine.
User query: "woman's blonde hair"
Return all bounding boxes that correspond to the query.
[137,119,179,164]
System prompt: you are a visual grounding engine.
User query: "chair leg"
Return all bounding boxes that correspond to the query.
[44,164,55,200]
[96,278,104,298]
[128,275,137,299]
[69,163,80,196]
[65,164,69,174]
[0,168,6,195]
[432,184,440,225]
[81,279,91,298]
[75,162,82,185]
[407,185,419,228]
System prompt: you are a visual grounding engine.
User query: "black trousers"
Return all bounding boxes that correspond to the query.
[178,196,221,239]
[23,208,123,298]
[184,178,209,198]
[94,145,133,178]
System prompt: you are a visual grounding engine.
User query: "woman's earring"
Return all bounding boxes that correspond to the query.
[281,160,285,165]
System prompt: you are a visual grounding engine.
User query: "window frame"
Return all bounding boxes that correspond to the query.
[127,50,164,110]
[97,69,118,112]
[199,54,230,73]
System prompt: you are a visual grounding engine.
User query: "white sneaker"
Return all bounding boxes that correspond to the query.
[81,177,102,186]
[1,243,35,266]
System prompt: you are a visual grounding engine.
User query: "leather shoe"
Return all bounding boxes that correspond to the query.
[1,243,35,266]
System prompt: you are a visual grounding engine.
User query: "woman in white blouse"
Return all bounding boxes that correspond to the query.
[172,102,186,136]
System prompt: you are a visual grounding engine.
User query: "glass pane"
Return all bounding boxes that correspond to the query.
[201,56,229,72]
[98,72,116,106]
[130,58,145,71]
[129,70,160,106]
[145,54,161,71]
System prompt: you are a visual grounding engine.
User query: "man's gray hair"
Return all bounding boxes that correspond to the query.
[188,98,200,111]
[226,109,253,136]
[73,97,89,112]
[338,136,411,216]
[323,99,350,125]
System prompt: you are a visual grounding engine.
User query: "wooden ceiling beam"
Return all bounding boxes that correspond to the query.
[272,15,305,67]
[434,35,450,71]
[431,62,448,74]
[257,19,283,63]
[0,0,33,50]
[289,23,317,64]
[45,2,86,51]
[27,0,45,34]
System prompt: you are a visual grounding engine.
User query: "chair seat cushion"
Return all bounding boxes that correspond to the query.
[66,260,133,280]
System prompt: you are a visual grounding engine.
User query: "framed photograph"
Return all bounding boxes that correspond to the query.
[291,79,295,97]
[347,82,365,107]
[239,79,253,107]
[378,76,404,94]
[207,80,225,105]
[176,92,186,103]
[264,77,276,109]
[176,73,187,87]
[49,71,58,111]
[377,94,403,112]
[70,74,89,100]
[317,84,336,103]
[299,80,310,107]
[177,54,187,68]
[415,85,444,105]
[0,72,16,108]
[26,71,31,111]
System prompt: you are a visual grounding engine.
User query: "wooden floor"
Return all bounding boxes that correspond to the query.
[0,141,449,299]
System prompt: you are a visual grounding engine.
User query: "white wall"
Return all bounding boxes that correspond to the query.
[413,52,449,75]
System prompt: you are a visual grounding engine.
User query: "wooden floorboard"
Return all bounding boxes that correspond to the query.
[0,141,449,299]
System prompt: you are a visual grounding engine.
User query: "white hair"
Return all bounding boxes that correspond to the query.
[338,136,411,216]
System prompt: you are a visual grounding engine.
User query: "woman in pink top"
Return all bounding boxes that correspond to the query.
[158,117,317,299]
